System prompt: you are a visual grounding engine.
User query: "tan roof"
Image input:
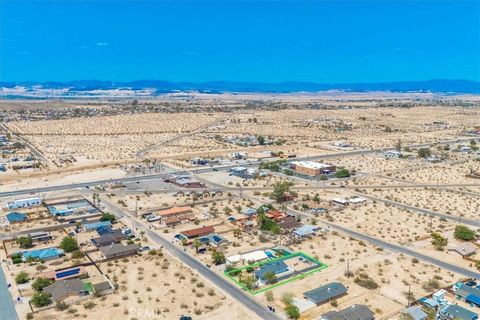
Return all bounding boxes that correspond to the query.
[157,206,192,217]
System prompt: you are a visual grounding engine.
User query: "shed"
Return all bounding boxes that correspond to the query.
[403,306,427,320]
[450,242,478,257]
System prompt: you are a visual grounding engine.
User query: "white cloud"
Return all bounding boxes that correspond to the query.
[96,42,109,47]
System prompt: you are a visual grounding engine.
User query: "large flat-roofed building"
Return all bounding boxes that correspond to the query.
[290,161,336,176]
[6,197,41,210]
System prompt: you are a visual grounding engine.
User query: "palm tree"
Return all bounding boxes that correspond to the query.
[193,239,201,253]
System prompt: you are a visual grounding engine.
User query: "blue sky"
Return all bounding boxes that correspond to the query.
[1,0,479,83]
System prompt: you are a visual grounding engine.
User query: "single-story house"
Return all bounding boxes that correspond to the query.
[226,250,269,266]
[22,247,64,261]
[348,197,367,205]
[402,306,427,320]
[6,212,27,223]
[157,206,192,219]
[28,231,53,242]
[320,304,374,320]
[44,278,89,302]
[83,221,112,232]
[180,225,215,239]
[277,216,301,231]
[255,260,291,285]
[99,243,140,259]
[304,282,348,305]
[241,207,257,217]
[198,233,227,246]
[266,210,285,221]
[91,230,126,247]
[455,283,480,300]
[438,304,478,320]
[163,216,182,227]
[449,242,478,257]
[293,225,318,238]
[332,198,349,206]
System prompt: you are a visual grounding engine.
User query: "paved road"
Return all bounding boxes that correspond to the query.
[321,221,480,279]
[98,196,279,320]
[2,135,478,199]
[136,118,224,159]
[0,263,18,320]
[281,206,480,280]
[356,192,480,227]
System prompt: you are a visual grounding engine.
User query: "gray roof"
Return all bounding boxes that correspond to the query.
[404,306,427,320]
[456,283,480,299]
[452,242,478,256]
[99,243,140,258]
[321,304,374,320]
[304,282,347,304]
[93,281,112,292]
[43,278,86,301]
[441,304,478,320]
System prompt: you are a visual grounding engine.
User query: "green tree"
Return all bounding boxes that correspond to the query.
[335,169,351,178]
[257,135,265,145]
[15,271,30,284]
[100,212,116,222]
[240,275,256,290]
[31,292,52,308]
[17,236,33,249]
[271,181,292,203]
[59,236,79,253]
[431,232,448,250]
[285,305,300,319]
[454,225,476,241]
[417,147,431,158]
[32,278,54,292]
[263,271,277,284]
[212,251,226,265]
[193,239,202,253]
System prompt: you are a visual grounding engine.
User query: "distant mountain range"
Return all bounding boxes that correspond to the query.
[0,79,479,97]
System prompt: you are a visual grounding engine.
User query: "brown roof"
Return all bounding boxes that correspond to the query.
[181,225,215,238]
[164,216,181,225]
[278,216,301,230]
[157,206,192,217]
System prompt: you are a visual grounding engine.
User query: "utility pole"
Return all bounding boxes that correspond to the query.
[407,284,411,307]
[346,259,350,278]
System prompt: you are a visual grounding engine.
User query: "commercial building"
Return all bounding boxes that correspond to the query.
[290,161,336,176]
[6,197,41,210]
